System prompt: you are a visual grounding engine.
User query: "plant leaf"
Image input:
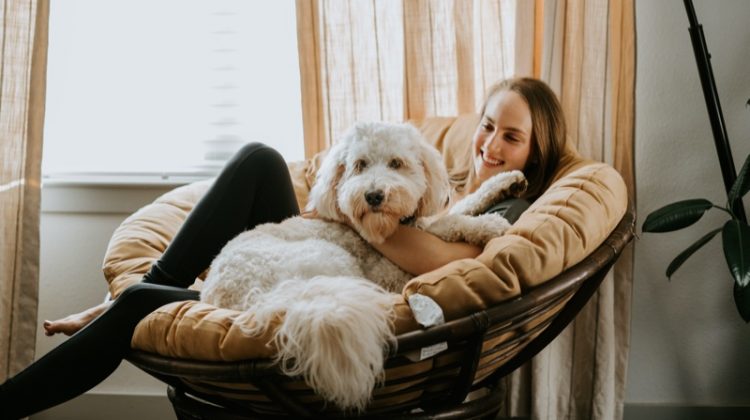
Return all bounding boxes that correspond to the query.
[728,154,750,205]
[642,199,713,233]
[666,227,722,279]
[723,220,750,288]
[733,282,750,323]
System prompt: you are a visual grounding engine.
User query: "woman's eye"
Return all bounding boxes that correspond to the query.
[389,159,402,169]
[481,123,493,131]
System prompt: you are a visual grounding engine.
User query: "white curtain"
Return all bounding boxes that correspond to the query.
[0,0,49,381]
[296,0,532,157]
[501,1,636,419]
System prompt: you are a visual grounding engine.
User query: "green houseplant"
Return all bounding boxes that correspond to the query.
[643,151,750,322]
[651,2,750,322]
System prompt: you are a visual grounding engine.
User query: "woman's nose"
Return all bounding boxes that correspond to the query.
[484,135,503,153]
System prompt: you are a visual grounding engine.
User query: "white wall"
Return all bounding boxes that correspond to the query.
[629,0,750,408]
[33,184,179,419]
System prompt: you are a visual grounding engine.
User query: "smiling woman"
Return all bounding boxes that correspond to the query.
[460,78,567,201]
[42,0,304,177]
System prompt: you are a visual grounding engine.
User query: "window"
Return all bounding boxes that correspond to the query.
[42,0,304,178]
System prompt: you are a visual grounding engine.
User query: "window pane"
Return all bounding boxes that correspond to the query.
[43,0,304,175]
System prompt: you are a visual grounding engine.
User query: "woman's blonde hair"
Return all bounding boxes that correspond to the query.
[454,77,567,200]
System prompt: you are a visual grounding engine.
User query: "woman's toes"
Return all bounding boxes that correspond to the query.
[43,320,54,336]
[42,318,77,336]
[43,319,65,336]
[42,301,110,337]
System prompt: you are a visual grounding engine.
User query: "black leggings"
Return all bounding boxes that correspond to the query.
[0,143,300,419]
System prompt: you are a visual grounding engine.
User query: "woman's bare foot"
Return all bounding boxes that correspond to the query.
[43,301,112,336]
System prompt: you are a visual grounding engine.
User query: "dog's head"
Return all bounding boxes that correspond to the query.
[307,122,450,244]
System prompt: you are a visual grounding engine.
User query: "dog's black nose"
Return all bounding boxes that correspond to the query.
[365,190,384,206]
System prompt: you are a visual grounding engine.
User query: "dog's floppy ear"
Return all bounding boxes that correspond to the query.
[414,128,451,217]
[306,139,348,219]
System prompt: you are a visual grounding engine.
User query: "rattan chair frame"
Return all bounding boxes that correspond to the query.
[126,205,635,419]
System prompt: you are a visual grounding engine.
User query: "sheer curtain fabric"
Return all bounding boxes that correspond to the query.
[501,1,635,419]
[0,0,49,381]
[296,0,531,157]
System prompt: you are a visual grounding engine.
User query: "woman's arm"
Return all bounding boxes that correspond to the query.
[301,210,481,275]
[371,224,482,276]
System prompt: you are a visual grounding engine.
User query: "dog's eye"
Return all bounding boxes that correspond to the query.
[354,159,367,172]
[388,159,402,169]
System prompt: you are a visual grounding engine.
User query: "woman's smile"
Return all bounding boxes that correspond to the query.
[480,148,504,167]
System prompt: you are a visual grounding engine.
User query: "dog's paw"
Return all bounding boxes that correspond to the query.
[488,170,528,199]
[414,215,438,231]
[503,171,528,198]
[449,170,528,216]
[418,214,466,242]
[463,214,511,246]
[420,214,510,246]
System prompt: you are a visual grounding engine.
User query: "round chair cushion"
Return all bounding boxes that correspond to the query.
[100,115,628,361]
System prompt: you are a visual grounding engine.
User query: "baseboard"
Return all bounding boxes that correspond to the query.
[29,393,174,420]
[26,394,750,420]
[624,403,750,420]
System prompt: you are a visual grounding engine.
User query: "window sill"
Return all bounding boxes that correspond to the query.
[42,170,217,189]
[41,171,215,214]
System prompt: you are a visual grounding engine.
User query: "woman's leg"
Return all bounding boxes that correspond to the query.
[43,142,299,334]
[1,143,300,418]
[144,142,300,287]
[0,284,199,419]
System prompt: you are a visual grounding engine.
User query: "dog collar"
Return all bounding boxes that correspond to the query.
[399,214,416,225]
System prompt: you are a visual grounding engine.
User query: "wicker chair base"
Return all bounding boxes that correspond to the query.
[167,385,504,420]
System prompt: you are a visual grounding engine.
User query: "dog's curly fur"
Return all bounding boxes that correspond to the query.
[200,122,527,411]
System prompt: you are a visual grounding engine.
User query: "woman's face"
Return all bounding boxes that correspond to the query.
[471,90,533,189]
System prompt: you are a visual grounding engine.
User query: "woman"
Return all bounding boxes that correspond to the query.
[0,77,566,419]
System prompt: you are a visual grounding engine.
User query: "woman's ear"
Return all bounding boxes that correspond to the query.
[415,133,451,217]
[306,141,347,219]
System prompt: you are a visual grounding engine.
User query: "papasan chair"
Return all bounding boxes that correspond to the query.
[101,114,634,419]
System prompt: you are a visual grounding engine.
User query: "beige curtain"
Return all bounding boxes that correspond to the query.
[296,0,533,158]
[296,0,635,419]
[501,1,636,419]
[0,0,49,381]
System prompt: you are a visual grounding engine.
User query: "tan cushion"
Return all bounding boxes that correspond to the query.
[132,300,277,360]
[112,115,627,360]
[402,160,627,321]
[132,295,420,360]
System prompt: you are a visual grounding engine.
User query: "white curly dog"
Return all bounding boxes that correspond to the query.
[200,122,527,411]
